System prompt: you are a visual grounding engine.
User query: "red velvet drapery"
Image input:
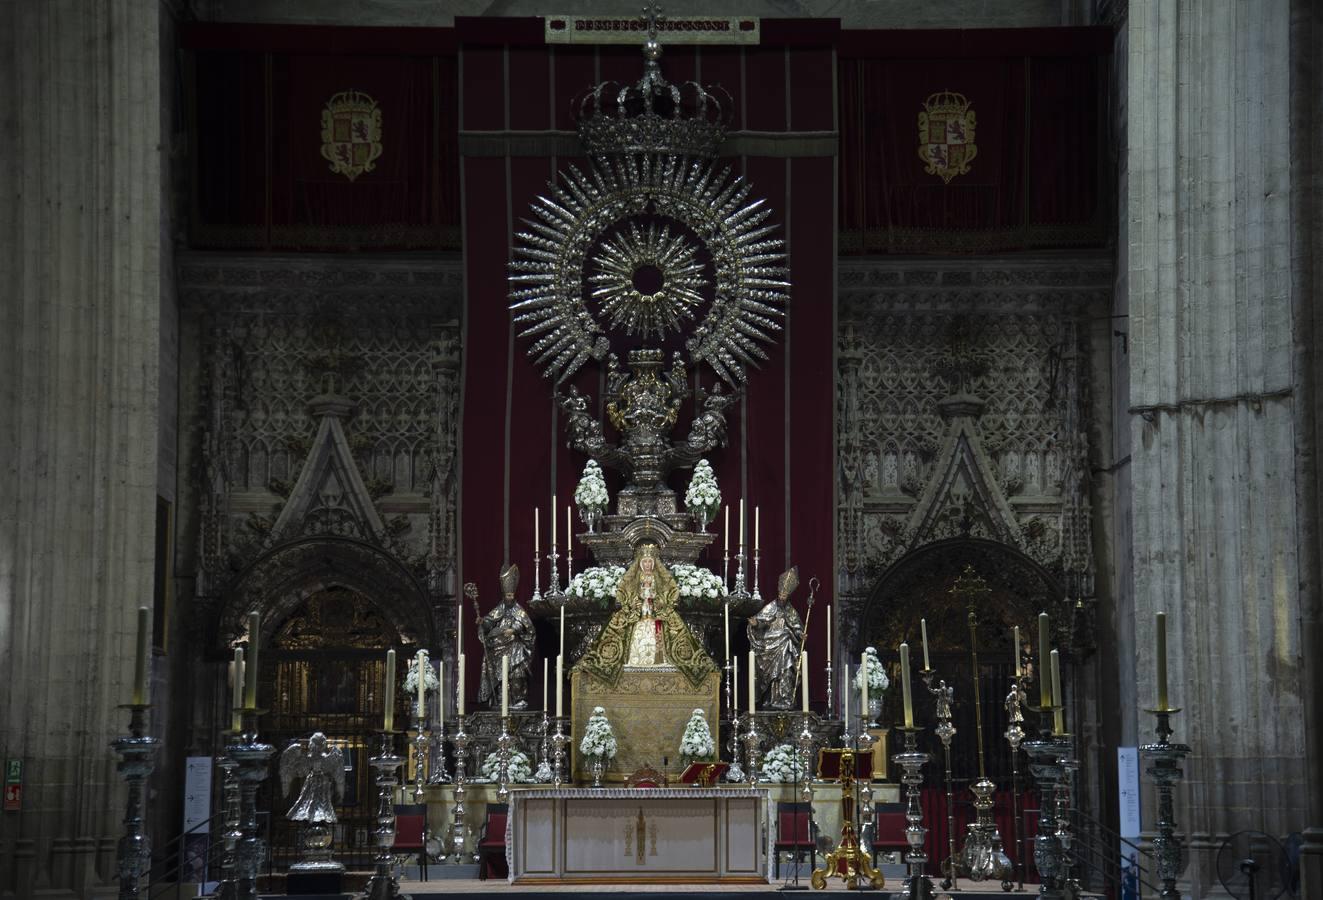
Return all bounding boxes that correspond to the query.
[456,20,838,710]
[838,27,1111,254]
[184,25,460,250]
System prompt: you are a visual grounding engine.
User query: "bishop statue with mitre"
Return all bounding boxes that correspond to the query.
[472,563,536,710]
[748,566,805,710]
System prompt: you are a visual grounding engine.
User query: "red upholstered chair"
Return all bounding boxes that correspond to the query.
[872,808,911,864]
[393,804,429,882]
[478,803,509,880]
[774,801,817,878]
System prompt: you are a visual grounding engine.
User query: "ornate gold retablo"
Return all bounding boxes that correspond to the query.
[570,668,720,784]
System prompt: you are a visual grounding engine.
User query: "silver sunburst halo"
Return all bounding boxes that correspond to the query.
[509,153,789,385]
[590,221,706,339]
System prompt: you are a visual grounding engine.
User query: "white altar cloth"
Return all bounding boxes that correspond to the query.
[506,786,771,884]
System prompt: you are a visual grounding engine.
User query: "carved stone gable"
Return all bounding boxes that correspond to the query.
[269,398,387,544]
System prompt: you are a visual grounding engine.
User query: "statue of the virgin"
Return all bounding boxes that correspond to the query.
[577,543,715,689]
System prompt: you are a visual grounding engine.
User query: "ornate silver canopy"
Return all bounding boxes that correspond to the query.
[508,7,789,386]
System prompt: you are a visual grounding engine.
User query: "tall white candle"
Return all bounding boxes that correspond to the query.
[733,656,739,711]
[502,655,510,718]
[739,499,746,547]
[458,653,466,716]
[566,505,572,551]
[551,494,557,545]
[543,658,549,712]
[1013,626,1022,676]
[843,662,850,725]
[243,611,260,710]
[132,606,150,705]
[384,649,396,731]
[723,602,730,662]
[755,506,760,552]
[900,643,913,728]
[559,605,565,659]
[747,650,757,714]
[860,652,869,721]
[826,605,832,663]
[920,618,931,670]
[1050,649,1064,734]
[457,600,463,661]
[438,665,445,732]
[535,507,540,555]
[230,648,244,732]
[800,651,809,713]
[415,649,427,718]
[555,655,564,718]
[1155,611,1169,710]
[724,506,730,554]
[1038,612,1051,706]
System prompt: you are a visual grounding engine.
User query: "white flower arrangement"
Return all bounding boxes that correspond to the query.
[684,460,722,519]
[678,708,715,762]
[479,749,534,784]
[855,646,891,692]
[403,650,440,693]
[671,564,727,604]
[579,706,618,760]
[567,565,627,605]
[574,460,610,510]
[761,743,805,783]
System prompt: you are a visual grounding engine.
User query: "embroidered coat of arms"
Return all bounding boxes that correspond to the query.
[320,90,383,182]
[918,90,977,184]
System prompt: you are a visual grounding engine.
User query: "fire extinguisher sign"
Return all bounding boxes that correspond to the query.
[4,759,21,811]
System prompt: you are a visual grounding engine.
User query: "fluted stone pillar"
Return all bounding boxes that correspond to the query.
[1128,1,1317,896]
[0,1,162,897]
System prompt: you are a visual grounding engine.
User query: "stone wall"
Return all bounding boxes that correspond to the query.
[1126,1,1317,893]
[0,1,164,895]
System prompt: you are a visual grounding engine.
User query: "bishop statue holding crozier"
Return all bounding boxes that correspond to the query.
[748,567,805,710]
[471,564,535,710]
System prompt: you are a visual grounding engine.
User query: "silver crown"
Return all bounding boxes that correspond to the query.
[575,7,732,158]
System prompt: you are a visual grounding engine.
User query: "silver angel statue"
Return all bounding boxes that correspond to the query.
[747,567,805,710]
[472,564,536,711]
[279,732,346,873]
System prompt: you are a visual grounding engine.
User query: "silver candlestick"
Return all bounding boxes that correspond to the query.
[722,659,733,717]
[891,726,935,900]
[533,711,553,783]
[1023,707,1074,899]
[545,544,564,602]
[824,658,834,720]
[854,730,877,860]
[531,546,542,604]
[428,726,451,786]
[723,545,731,593]
[731,545,749,601]
[411,714,429,803]
[361,730,408,900]
[726,710,746,782]
[743,714,762,786]
[798,713,816,803]
[446,714,469,864]
[551,717,569,787]
[1141,707,1189,900]
[751,546,762,603]
[214,752,242,900]
[228,711,275,900]
[496,717,513,800]
[112,704,160,900]
[1004,676,1029,891]
[921,669,958,890]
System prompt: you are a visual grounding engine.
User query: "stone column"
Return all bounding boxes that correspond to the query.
[0,1,162,896]
[1127,1,1312,895]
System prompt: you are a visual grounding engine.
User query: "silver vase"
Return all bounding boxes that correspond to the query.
[868,697,882,728]
[591,756,605,788]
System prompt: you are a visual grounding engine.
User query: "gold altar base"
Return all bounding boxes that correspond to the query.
[571,668,720,783]
[811,748,883,891]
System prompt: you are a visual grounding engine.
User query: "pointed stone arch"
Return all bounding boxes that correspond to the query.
[214,535,435,652]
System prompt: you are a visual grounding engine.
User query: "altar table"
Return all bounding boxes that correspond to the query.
[506,786,770,884]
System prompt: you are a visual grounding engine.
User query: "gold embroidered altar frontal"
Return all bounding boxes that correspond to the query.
[571,667,720,782]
